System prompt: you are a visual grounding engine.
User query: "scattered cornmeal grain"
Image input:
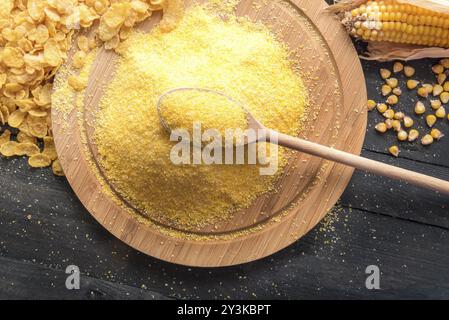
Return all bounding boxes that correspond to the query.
[94,6,308,228]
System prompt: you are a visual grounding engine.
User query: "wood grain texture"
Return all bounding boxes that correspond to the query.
[51,0,367,267]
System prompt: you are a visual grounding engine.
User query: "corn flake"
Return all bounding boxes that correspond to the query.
[17,131,37,144]
[44,39,62,67]
[27,114,48,138]
[0,140,18,157]
[0,129,11,145]
[43,136,58,160]
[14,142,40,156]
[8,109,27,128]
[28,153,52,168]
[68,75,87,91]
[2,47,25,68]
[72,50,86,69]
[52,159,65,176]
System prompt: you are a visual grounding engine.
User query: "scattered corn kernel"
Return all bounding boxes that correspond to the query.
[375,122,387,133]
[408,129,419,142]
[381,84,392,96]
[386,95,398,105]
[433,84,444,96]
[430,128,444,140]
[383,109,395,119]
[432,64,445,74]
[385,119,393,129]
[421,134,434,146]
[380,68,391,79]
[377,103,388,113]
[441,92,449,104]
[404,66,415,77]
[386,78,398,88]
[406,79,419,90]
[437,73,447,85]
[392,119,402,132]
[415,101,426,115]
[394,112,404,120]
[403,116,414,128]
[430,99,442,110]
[435,106,446,119]
[444,81,449,92]
[388,145,400,157]
[392,87,402,96]
[441,59,449,69]
[367,99,377,111]
[397,130,408,141]
[393,62,404,73]
[417,87,429,98]
[426,114,437,127]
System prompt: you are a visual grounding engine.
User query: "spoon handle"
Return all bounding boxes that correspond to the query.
[269,130,449,195]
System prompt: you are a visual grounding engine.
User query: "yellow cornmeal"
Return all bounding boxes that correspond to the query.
[94,6,308,229]
[159,89,248,137]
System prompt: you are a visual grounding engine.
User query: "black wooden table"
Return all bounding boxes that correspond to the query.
[1,27,449,301]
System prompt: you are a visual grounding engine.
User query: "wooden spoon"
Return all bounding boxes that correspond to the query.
[158,88,449,195]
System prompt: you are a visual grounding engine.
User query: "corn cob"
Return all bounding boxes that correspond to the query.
[342,0,449,48]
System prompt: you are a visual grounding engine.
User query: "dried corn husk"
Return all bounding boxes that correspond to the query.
[328,0,449,61]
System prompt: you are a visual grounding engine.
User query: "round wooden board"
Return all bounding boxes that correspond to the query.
[52,0,367,267]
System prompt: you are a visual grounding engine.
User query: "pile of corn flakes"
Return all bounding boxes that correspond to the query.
[0,0,183,176]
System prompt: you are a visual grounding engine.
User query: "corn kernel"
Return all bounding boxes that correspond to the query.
[421,134,434,146]
[430,99,442,110]
[386,95,398,105]
[389,145,400,157]
[385,119,393,129]
[408,129,419,142]
[377,103,388,113]
[430,128,444,140]
[433,84,444,96]
[386,78,399,88]
[437,73,447,85]
[415,101,426,115]
[406,79,419,90]
[432,64,445,74]
[392,119,402,132]
[403,116,414,128]
[397,130,408,141]
[393,62,404,73]
[380,68,392,79]
[383,109,395,119]
[441,92,449,104]
[435,106,446,118]
[444,81,449,92]
[392,87,402,96]
[426,114,437,127]
[367,99,377,111]
[394,111,405,120]
[375,122,387,133]
[417,87,429,98]
[381,84,392,96]
[440,59,449,69]
[404,66,415,77]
